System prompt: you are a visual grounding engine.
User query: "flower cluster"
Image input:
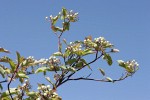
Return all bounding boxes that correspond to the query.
[126,60,139,73]
[83,36,113,51]
[26,56,35,63]
[37,84,61,99]
[66,10,79,22]
[118,60,139,74]
[94,37,113,48]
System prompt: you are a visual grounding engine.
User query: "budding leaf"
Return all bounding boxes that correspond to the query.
[0,67,5,78]
[16,51,24,64]
[26,91,37,97]
[80,59,92,70]
[35,67,47,73]
[1,88,17,98]
[67,67,76,72]
[66,58,76,65]
[106,77,113,82]
[61,7,67,19]
[17,72,29,79]
[60,65,67,70]
[63,22,70,31]
[0,84,3,90]
[0,47,10,53]
[0,56,16,71]
[117,60,126,68]
[82,49,95,56]
[103,54,113,66]
[53,52,63,56]
[98,68,105,76]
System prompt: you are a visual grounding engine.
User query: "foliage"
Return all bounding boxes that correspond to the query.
[0,8,139,100]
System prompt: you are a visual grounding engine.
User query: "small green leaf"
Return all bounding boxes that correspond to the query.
[35,67,47,73]
[52,96,62,100]
[16,51,21,64]
[80,59,92,70]
[52,16,59,25]
[103,54,113,66]
[17,72,29,79]
[117,60,127,68]
[0,66,5,78]
[16,51,24,64]
[53,52,63,56]
[63,22,70,31]
[106,77,113,82]
[62,7,67,19]
[67,67,76,72]
[0,84,3,90]
[98,68,105,76]
[26,91,37,97]
[82,49,95,56]
[66,58,76,65]
[19,78,24,83]
[1,88,17,98]
[60,65,67,70]
[0,56,16,71]
[0,47,10,53]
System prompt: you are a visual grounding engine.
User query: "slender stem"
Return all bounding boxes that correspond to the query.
[7,62,20,100]
[0,80,7,84]
[68,73,129,82]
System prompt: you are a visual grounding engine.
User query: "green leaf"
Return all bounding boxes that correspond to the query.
[63,22,70,31]
[19,78,24,83]
[53,52,63,56]
[0,66,5,78]
[82,49,95,56]
[75,61,83,69]
[0,96,11,100]
[66,58,76,65]
[61,7,67,19]
[0,56,16,71]
[16,51,21,64]
[52,16,59,25]
[16,51,24,64]
[67,67,76,72]
[98,68,105,76]
[117,60,127,68]
[80,59,92,70]
[17,72,29,79]
[0,84,3,90]
[1,88,17,98]
[35,67,47,73]
[60,65,67,70]
[52,96,62,100]
[64,49,72,57]
[0,47,10,53]
[103,54,113,66]
[26,91,37,97]
[106,77,113,82]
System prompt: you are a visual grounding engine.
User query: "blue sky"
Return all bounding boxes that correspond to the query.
[0,0,150,100]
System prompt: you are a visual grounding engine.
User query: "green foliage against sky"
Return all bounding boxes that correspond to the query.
[0,7,139,100]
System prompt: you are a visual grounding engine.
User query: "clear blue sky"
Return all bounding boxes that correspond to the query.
[0,0,150,100]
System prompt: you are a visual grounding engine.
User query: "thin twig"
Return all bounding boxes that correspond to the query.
[7,62,20,100]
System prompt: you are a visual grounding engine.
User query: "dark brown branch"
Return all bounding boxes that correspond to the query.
[68,73,129,83]
[7,62,20,100]
[56,52,103,88]
[0,80,7,84]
